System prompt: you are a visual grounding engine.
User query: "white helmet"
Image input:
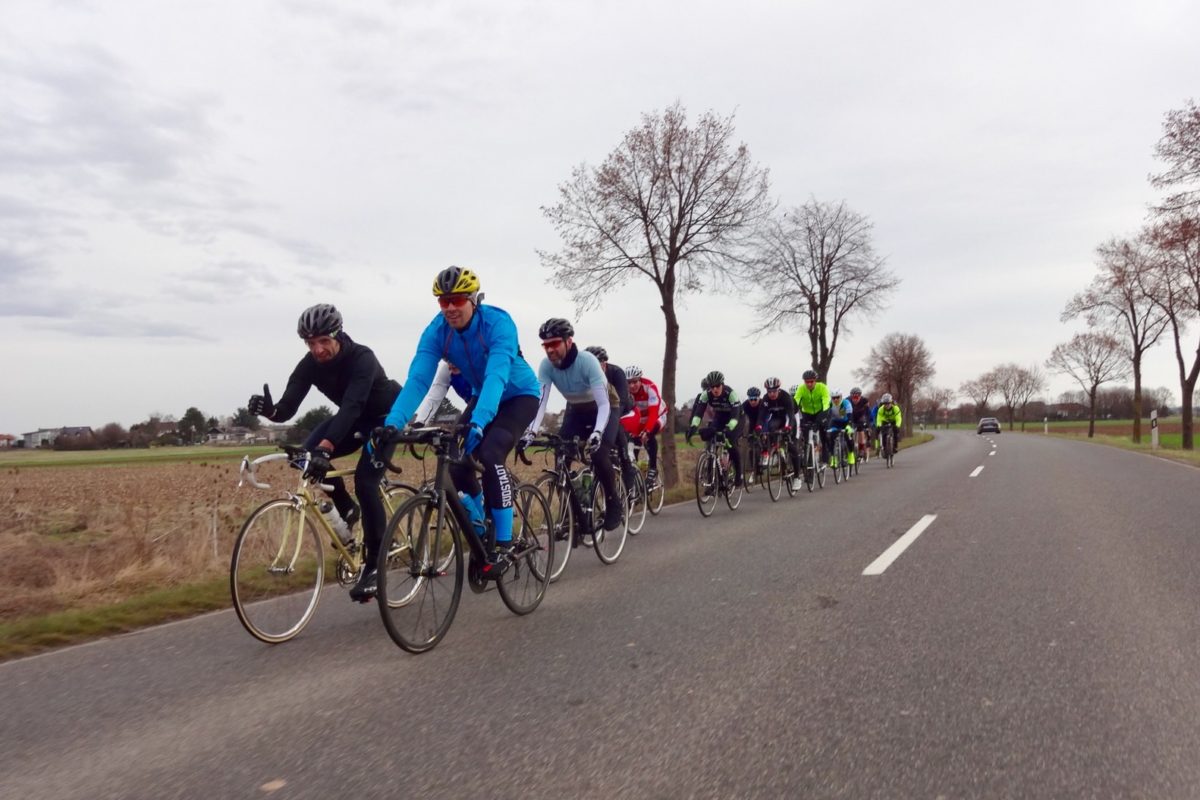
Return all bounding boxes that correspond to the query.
[881,393,893,404]
[625,365,643,380]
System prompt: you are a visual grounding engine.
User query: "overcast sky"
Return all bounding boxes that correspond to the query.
[3,0,1198,434]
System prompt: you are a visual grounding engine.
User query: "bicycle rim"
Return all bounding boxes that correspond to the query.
[767,451,781,501]
[593,475,628,563]
[627,472,648,534]
[496,483,552,615]
[231,499,323,644]
[724,464,743,510]
[535,472,573,582]
[648,474,665,515]
[833,439,843,484]
[695,452,717,517]
[377,495,463,654]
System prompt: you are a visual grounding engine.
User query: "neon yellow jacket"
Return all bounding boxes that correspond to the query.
[875,403,902,427]
[793,382,831,415]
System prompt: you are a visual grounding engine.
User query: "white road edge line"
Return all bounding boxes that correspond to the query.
[989,451,996,456]
[863,514,938,576]
[970,465,985,477]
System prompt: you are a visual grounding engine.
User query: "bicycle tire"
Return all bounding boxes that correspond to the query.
[377,494,463,654]
[804,439,816,492]
[627,471,648,534]
[695,451,717,517]
[766,450,782,501]
[592,473,629,563]
[534,471,573,582]
[231,499,324,644]
[832,436,844,485]
[647,472,665,515]
[783,451,798,498]
[724,459,743,510]
[496,483,553,615]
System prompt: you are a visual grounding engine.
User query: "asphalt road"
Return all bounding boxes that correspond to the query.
[2,431,1199,799]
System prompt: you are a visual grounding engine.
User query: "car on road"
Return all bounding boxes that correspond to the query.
[977,417,1001,434]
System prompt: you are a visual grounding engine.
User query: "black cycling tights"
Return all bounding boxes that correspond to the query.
[449,394,539,511]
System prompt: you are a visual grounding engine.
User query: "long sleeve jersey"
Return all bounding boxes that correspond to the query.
[625,377,663,435]
[793,382,832,416]
[270,333,401,447]
[875,403,903,428]
[529,346,611,435]
[690,388,742,431]
[756,390,798,429]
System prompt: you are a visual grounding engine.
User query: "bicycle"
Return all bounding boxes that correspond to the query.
[744,430,767,495]
[799,422,826,492]
[629,439,665,516]
[757,428,798,501]
[854,422,871,474]
[828,426,851,485]
[373,426,554,654]
[520,434,629,582]
[231,445,420,644]
[880,423,898,468]
[693,429,743,517]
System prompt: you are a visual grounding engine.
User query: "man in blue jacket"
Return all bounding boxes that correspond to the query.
[384,267,541,576]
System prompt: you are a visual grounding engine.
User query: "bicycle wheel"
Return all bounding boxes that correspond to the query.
[804,440,816,492]
[842,438,852,481]
[592,474,628,563]
[231,499,324,644]
[695,451,718,517]
[766,450,782,501]
[627,471,648,534]
[724,459,743,510]
[496,483,552,615]
[381,481,420,516]
[377,495,463,654]
[884,431,895,468]
[832,436,844,485]
[783,453,798,498]
[816,444,826,489]
[534,471,573,582]
[647,471,665,515]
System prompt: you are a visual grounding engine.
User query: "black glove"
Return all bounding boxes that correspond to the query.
[372,425,400,445]
[686,425,698,446]
[248,383,275,418]
[303,447,333,482]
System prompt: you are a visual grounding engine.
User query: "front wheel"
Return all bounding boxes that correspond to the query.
[496,483,553,615]
[377,495,463,654]
[534,472,572,582]
[723,458,743,510]
[647,471,665,516]
[832,436,844,485]
[766,450,782,501]
[592,474,629,563]
[695,451,718,518]
[627,471,648,535]
[231,499,324,644]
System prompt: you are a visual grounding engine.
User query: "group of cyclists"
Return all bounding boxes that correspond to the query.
[247,266,903,603]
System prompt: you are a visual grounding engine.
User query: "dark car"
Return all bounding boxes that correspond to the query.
[977,417,1001,434]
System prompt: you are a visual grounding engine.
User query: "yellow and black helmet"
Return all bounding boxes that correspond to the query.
[432,266,481,296]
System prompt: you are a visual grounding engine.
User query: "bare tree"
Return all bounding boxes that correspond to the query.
[1063,235,1168,442]
[1150,98,1200,214]
[745,199,896,378]
[993,363,1047,431]
[540,103,772,487]
[959,372,999,417]
[1146,212,1200,448]
[914,386,955,429]
[1046,333,1129,437]
[854,332,934,437]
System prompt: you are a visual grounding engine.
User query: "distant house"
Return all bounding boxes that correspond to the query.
[0,434,15,448]
[20,427,93,448]
[207,424,292,445]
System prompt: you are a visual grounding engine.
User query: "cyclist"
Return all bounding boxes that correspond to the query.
[248,303,401,602]
[827,389,855,469]
[525,319,624,531]
[875,393,904,458]
[383,267,541,580]
[585,345,639,500]
[758,377,803,491]
[742,387,764,483]
[687,371,745,489]
[621,366,665,488]
[793,369,832,467]
[848,387,872,459]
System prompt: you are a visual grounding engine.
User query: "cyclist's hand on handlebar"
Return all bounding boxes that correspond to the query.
[248,383,274,418]
[686,425,697,446]
[303,447,333,481]
[586,430,602,454]
[464,423,484,455]
[519,431,535,450]
[754,425,762,432]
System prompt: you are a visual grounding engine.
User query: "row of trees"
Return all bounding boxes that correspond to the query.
[1054,98,1200,447]
[54,406,336,450]
[541,103,899,487]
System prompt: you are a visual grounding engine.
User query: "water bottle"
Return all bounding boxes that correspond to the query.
[458,491,487,537]
[320,501,353,545]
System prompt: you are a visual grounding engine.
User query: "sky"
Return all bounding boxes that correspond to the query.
[2,0,1198,434]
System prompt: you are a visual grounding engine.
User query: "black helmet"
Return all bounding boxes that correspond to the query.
[700,376,711,390]
[539,317,574,340]
[850,387,863,396]
[746,387,762,399]
[763,376,782,390]
[705,370,725,387]
[297,303,342,339]
[432,266,481,296]
[802,369,817,381]
[585,346,608,362]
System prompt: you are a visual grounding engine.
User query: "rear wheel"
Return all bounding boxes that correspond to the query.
[534,472,572,582]
[695,451,718,517]
[377,495,463,654]
[496,483,553,615]
[231,499,323,644]
[593,474,629,563]
[647,470,665,515]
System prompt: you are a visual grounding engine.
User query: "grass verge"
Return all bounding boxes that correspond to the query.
[1034,431,1200,467]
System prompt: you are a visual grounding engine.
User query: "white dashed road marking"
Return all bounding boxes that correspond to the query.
[970,466,985,477]
[863,514,938,576]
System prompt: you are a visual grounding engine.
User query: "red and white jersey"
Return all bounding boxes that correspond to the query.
[621,377,664,436]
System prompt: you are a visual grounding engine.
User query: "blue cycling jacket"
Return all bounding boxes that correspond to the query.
[386,304,540,430]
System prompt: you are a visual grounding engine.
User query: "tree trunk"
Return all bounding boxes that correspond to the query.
[1182,373,1197,450]
[1087,387,1098,438]
[659,293,682,486]
[1131,359,1143,444]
